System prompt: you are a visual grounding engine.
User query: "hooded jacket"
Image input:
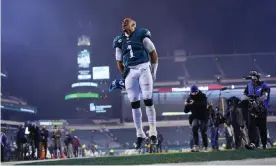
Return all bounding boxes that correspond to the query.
[184,91,208,120]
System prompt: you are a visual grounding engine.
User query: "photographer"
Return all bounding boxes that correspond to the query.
[243,71,270,150]
[40,125,49,159]
[184,85,208,152]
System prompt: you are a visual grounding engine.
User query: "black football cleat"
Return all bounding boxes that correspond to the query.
[150,135,158,145]
[135,137,145,150]
[149,136,158,153]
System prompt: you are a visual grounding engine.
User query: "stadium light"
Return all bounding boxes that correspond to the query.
[71,82,98,88]
[1,73,7,77]
[65,92,100,100]
[162,112,191,116]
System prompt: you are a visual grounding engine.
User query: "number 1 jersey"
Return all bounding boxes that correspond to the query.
[113,28,151,68]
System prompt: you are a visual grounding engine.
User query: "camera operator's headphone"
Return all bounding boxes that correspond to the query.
[249,70,261,80]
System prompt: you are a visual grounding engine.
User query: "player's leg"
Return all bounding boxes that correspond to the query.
[125,69,146,148]
[139,67,157,142]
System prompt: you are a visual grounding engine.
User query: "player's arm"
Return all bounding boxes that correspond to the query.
[115,48,124,73]
[113,36,124,74]
[142,34,158,80]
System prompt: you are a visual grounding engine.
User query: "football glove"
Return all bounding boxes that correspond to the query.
[109,79,125,92]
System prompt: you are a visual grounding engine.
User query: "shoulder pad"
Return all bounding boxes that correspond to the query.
[113,36,122,49]
[138,28,151,39]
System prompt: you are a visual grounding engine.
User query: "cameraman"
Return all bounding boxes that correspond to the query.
[243,71,270,150]
[184,85,208,152]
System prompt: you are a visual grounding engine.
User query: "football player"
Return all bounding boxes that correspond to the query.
[113,18,158,150]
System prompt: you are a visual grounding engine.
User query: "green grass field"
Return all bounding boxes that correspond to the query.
[21,148,276,165]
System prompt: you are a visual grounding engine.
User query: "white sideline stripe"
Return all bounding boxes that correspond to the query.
[3,157,91,165]
[4,157,276,165]
[141,157,276,165]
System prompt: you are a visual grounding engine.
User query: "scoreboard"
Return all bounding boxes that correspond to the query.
[64,35,121,119]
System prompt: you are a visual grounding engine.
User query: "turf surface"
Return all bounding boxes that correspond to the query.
[20,148,276,165]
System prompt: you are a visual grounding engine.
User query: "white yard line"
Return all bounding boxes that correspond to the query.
[142,157,276,165]
[3,157,276,165]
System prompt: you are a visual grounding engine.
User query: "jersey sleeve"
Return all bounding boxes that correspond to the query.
[143,37,156,53]
[140,28,152,40]
[115,47,122,61]
[113,36,122,49]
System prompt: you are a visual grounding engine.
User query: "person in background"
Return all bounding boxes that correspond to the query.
[243,71,270,150]
[28,123,36,159]
[157,131,163,153]
[73,136,80,157]
[29,123,40,160]
[40,125,49,159]
[35,124,41,159]
[16,125,27,161]
[208,103,219,151]
[52,126,62,158]
[1,129,7,162]
[64,132,73,158]
[184,85,209,152]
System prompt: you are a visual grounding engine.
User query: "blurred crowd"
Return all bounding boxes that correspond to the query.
[1,124,83,162]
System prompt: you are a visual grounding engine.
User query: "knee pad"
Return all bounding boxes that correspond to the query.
[131,101,140,109]
[144,99,153,106]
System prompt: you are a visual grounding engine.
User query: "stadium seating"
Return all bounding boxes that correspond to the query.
[217,56,257,78]
[157,53,276,81]
[158,59,182,81]
[71,130,121,149]
[109,129,136,146]
[251,54,276,76]
[185,57,219,79]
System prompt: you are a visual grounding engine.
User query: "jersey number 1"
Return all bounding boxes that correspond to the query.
[127,45,135,58]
